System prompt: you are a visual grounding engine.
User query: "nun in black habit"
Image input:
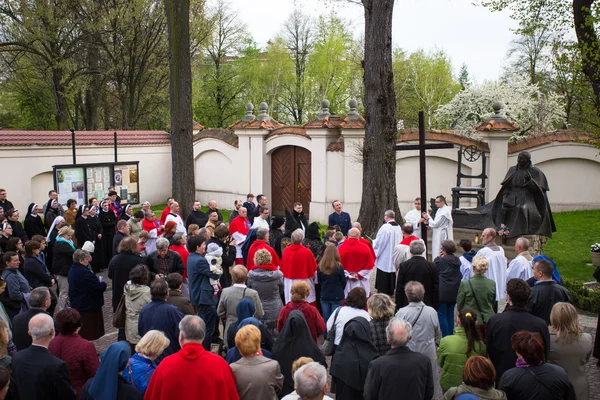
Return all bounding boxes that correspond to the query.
[24,203,46,239]
[99,200,117,267]
[75,205,95,246]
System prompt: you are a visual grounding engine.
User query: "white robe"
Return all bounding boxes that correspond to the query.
[477,245,507,301]
[165,213,186,233]
[230,231,246,259]
[372,222,403,274]
[427,205,453,258]
[284,274,316,304]
[459,255,473,281]
[251,217,269,230]
[392,239,426,274]
[403,209,422,238]
[343,269,372,297]
[507,254,533,282]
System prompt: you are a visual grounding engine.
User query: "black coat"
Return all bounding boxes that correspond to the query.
[24,214,46,239]
[363,346,433,400]
[144,250,184,281]
[23,256,53,289]
[185,210,208,228]
[12,344,76,400]
[435,254,462,304]
[486,306,551,384]
[206,237,236,288]
[395,256,438,310]
[0,200,14,214]
[527,280,572,324]
[498,363,576,400]
[99,210,117,235]
[7,220,27,243]
[75,217,95,246]
[13,308,48,351]
[52,240,76,276]
[108,252,145,310]
[112,231,128,255]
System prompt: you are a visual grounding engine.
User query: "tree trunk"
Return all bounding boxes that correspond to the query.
[573,0,600,118]
[164,0,195,219]
[52,67,70,130]
[357,0,401,237]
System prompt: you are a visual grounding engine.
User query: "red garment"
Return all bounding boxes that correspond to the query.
[160,206,171,225]
[228,216,249,236]
[246,240,281,271]
[359,237,377,260]
[142,218,160,233]
[279,244,317,279]
[170,244,190,279]
[276,301,325,343]
[145,343,239,400]
[400,235,419,246]
[49,333,100,399]
[338,238,375,273]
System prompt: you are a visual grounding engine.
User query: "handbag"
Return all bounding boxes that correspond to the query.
[112,293,126,329]
[320,306,341,356]
[468,280,487,342]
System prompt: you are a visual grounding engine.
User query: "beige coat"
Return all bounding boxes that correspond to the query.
[231,355,283,400]
[124,283,151,344]
[548,332,593,400]
[217,285,264,337]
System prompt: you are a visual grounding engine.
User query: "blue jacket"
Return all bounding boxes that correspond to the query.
[138,301,183,361]
[187,252,221,307]
[328,211,352,236]
[317,265,346,301]
[122,353,156,394]
[68,263,106,312]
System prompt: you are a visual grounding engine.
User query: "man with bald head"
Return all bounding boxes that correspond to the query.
[352,221,376,260]
[12,313,76,399]
[476,228,507,301]
[338,228,375,296]
[208,200,223,222]
[280,229,318,304]
[506,237,534,282]
[364,317,433,400]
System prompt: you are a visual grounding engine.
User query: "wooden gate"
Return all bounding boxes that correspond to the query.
[271,146,311,217]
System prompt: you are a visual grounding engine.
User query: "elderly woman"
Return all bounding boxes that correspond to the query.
[435,239,462,337]
[49,309,100,398]
[231,325,284,400]
[395,281,442,398]
[278,281,325,343]
[68,249,107,340]
[53,226,76,312]
[367,293,395,356]
[127,211,145,240]
[499,331,576,400]
[548,302,593,400]
[0,252,30,320]
[248,249,284,336]
[327,287,371,347]
[124,265,152,347]
[443,356,507,399]
[456,255,497,334]
[123,330,170,395]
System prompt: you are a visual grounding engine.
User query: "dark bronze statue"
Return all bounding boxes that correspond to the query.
[492,151,556,238]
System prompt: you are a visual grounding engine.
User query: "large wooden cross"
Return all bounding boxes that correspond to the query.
[395,111,453,258]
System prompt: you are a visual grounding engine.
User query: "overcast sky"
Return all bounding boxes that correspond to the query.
[230,0,518,83]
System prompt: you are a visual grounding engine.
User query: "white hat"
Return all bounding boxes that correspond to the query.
[82,241,95,253]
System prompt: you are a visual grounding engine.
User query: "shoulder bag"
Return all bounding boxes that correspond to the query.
[112,293,126,329]
[468,279,487,342]
[411,306,425,327]
[320,306,341,356]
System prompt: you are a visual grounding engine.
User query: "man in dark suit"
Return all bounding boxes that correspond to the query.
[528,258,572,324]
[487,278,551,384]
[12,313,76,399]
[12,287,50,351]
[364,317,433,400]
[395,240,438,310]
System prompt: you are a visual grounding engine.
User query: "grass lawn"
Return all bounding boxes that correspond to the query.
[543,210,600,282]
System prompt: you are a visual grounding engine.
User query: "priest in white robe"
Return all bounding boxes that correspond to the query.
[423,195,453,258]
[476,228,507,301]
[506,237,534,282]
[373,210,403,295]
[403,197,423,239]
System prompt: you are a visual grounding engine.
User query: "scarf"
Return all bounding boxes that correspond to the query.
[56,236,76,250]
[462,250,476,263]
[88,342,131,400]
[515,358,531,368]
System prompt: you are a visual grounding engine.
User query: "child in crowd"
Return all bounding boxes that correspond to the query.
[205,243,223,296]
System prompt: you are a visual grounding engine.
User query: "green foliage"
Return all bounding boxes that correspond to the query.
[563,279,600,312]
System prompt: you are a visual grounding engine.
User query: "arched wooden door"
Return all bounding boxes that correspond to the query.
[271,146,311,217]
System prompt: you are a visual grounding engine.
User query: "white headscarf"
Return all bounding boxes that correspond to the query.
[47,216,65,242]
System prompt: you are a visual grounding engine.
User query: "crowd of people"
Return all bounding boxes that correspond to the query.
[0,186,598,400]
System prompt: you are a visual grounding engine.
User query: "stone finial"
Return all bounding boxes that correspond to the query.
[347,98,360,120]
[241,102,255,122]
[492,101,504,117]
[318,99,331,120]
[256,102,271,121]
[475,100,519,132]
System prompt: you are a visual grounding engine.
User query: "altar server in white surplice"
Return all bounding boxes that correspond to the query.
[507,237,534,282]
[373,210,403,296]
[422,195,453,258]
[476,228,508,301]
[403,197,423,239]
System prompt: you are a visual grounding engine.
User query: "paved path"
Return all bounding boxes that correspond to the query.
[92,270,600,399]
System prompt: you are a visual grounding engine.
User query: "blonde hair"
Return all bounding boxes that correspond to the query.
[135,330,170,358]
[0,320,8,358]
[291,281,311,302]
[253,249,272,266]
[319,245,340,275]
[471,255,489,274]
[550,302,582,344]
[58,226,75,237]
[235,325,261,357]
[367,293,395,319]
[187,224,199,236]
[291,357,314,377]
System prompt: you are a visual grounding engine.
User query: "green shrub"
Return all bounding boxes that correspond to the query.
[563,279,600,312]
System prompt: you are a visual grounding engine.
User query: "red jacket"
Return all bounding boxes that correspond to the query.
[49,333,99,399]
[246,240,280,271]
[228,216,250,236]
[277,301,325,343]
[160,206,171,225]
[279,244,317,280]
[400,235,419,246]
[338,238,375,273]
[359,237,377,260]
[142,218,160,233]
[145,343,239,400]
[170,244,190,279]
